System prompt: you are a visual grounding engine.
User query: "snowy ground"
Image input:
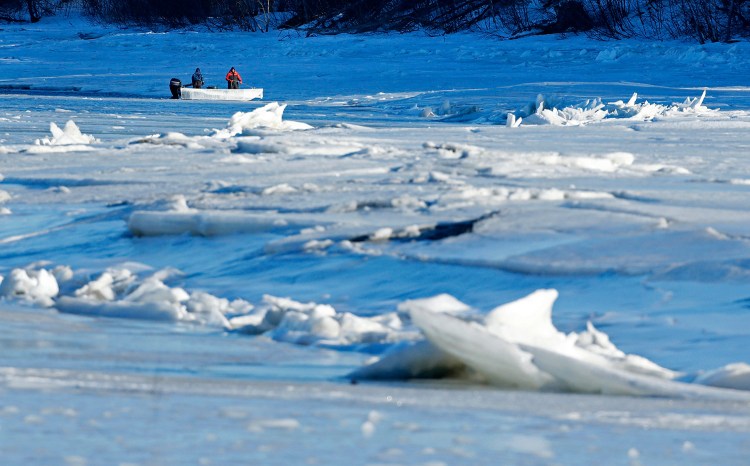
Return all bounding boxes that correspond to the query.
[2,14,750,464]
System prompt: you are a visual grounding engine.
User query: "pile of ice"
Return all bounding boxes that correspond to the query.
[0,264,69,307]
[0,263,414,348]
[608,90,714,119]
[0,263,242,326]
[30,120,97,151]
[506,90,715,127]
[230,295,414,348]
[511,95,608,126]
[213,102,313,138]
[3,262,749,397]
[55,267,247,327]
[351,289,750,398]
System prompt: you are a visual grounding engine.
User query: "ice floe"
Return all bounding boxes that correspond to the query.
[128,209,311,236]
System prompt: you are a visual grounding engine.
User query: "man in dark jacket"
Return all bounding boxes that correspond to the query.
[191,68,204,89]
[225,67,242,89]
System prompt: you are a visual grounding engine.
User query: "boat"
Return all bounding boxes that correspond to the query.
[181,87,263,101]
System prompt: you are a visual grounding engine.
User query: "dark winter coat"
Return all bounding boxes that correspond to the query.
[192,69,204,88]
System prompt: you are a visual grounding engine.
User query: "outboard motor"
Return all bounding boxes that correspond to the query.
[169,78,182,99]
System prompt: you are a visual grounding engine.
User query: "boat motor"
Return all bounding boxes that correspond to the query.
[169,78,182,99]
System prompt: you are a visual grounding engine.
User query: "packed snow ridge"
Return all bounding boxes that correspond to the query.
[1,263,749,398]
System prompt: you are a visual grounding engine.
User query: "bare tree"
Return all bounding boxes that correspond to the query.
[0,0,53,22]
[16,0,738,41]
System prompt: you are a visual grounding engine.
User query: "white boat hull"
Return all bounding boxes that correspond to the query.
[182,88,263,101]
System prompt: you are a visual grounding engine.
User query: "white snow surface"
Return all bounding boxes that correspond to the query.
[2,13,750,463]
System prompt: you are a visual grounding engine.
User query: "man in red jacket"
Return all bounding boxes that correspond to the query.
[226,67,242,89]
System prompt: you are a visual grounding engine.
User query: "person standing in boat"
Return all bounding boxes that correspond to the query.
[225,67,242,89]
[191,68,204,89]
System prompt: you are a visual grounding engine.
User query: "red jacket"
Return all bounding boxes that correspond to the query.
[225,69,242,83]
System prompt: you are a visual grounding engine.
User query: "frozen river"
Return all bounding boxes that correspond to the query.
[2,15,750,464]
